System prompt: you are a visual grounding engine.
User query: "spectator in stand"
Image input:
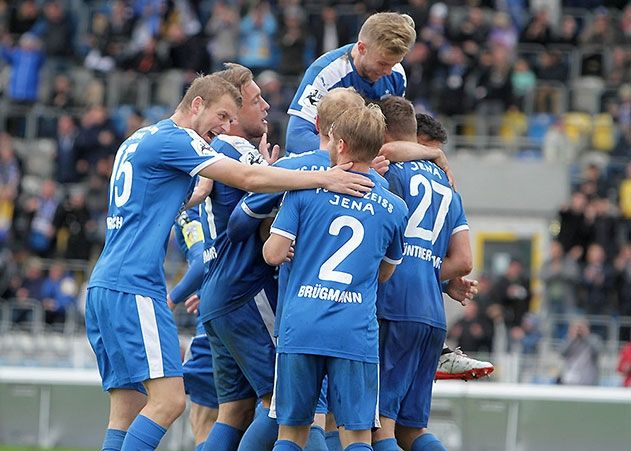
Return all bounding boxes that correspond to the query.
[617,341,631,387]
[580,243,614,318]
[619,162,631,241]
[451,6,488,49]
[607,46,631,88]
[511,58,536,110]
[54,114,79,184]
[7,0,39,36]
[205,1,239,71]
[614,245,631,331]
[534,49,568,114]
[559,317,602,386]
[0,133,20,246]
[580,8,622,46]
[12,257,45,324]
[0,32,45,104]
[487,11,517,51]
[83,11,117,74]
[29,0,75,71]
[553,15,579,46]
[24,180,59,257]
[310,5,353,58]
[402,42,433,112]
[123,36,165,74]
[107,0,136,66]
[474,46,513,134]
[520,9,553,45]
[510,312,541,355]
[557,191,591,254]
[491,258,531,330]
[585,198,619,261]
[47,74,76,110]
[277,7,306,76]
[238,1,278,73]
[540,240,581,338]
[620,4,631,44]
[543,118,578,163]
[165,22,210,81]
[74,105,119,179]
[53,188,95,261]
[41,260,78,326]
[447,300,493,353]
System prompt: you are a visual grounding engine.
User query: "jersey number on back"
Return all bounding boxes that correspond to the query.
[318,216,364,284]
[109,142,138,208]
[405,174,452,244]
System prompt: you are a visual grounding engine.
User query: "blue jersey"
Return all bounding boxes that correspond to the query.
[198,135,274,323]
[271,173,408,363]
[88,119,224,300]
[286,43,406,153]
[378,160,469,330]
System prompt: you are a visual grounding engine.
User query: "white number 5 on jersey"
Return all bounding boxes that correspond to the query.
[109,142,138,208]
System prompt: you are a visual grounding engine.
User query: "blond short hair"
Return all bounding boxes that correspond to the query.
[378,96,417,140]
[215,63,254,92]
[329,104,386,162]
[358,12,416,56]
[317,87,365,137]
[176,74,242,112]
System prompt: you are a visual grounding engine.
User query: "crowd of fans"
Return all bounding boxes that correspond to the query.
[0,0,629,383]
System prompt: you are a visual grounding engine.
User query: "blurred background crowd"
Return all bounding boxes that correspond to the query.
[0,0,630,386]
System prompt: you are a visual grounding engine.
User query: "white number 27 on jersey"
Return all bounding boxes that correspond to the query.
[109,142,138,208]
[405,173,452,244]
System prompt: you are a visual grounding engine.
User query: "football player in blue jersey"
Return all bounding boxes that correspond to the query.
[285,12,416,154]
[263,104,409,451]
[197,63,289,451]
[372,97,473,451]
[85,74,375,451]
[168,202,219,451]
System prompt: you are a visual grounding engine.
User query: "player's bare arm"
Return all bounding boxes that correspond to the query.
[184,177,213,210]
[262,233,293,266]
[378,260,397,283]
[440,230,473,281]
[199,157,374,196]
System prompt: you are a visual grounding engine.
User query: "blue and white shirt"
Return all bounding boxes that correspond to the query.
[88,119,224,301]
[271,173,408,363]
[378,160,469,330]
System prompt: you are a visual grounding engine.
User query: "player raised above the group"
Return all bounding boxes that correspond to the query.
[285,12,416,154]
[85,73,374,451]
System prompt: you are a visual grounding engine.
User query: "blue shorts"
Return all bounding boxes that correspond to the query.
[85,287,183,393]
[272,353,378,430]
[379,320,446,428]
[315,376,328,415]
[204,289,276,404]
[183,334,218,408]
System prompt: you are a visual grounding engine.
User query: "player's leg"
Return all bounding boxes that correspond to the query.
[273,353,326,449]
[183,334,219,450]
[394,325,446,451]
[305,412,327,451]
[203,318,257,451]
[102,389,147,451]
[325,413,342,451]
[327,358,378,451]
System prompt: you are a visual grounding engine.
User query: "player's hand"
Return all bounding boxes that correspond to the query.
[285,244,295,263]
[370,155,390,176]
[259,132,280,164]
[167,295,176,311]
[324,162,374,197]
[445,277,478,306]
[433,150,457,191]
[184,294,200,315]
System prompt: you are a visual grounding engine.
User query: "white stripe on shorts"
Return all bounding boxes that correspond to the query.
[254,289,275,341]
[269,353,279,419]
[374,365,381,428]
[135,295,164,379]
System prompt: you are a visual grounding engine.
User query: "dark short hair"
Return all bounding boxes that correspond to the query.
[416,113,447,144]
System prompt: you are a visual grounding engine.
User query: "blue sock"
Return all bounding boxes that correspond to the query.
[196,443,205,451]
[411,433,446,451]
[120,415,166,451]
[273,439,303,450]
[238,407,279,451]
[305,426,327,451]
[344,444,372,451]
[203,422,244,451]
[325,430,343,451]
[102,428,126,451]
[372,438,398,451]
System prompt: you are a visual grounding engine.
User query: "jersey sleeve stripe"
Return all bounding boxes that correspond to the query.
[270,227,296,241]
[383,256,403,265]
[451,224,470,235]
[189,154,226,177]
[287,108,317,124]
[241,202,274,219]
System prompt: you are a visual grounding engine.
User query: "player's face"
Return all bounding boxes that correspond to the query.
[356,43,403,82]
[194,94,238,140]
[236,80,270,140]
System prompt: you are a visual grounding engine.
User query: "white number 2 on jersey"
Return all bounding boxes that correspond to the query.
[318,216,364,284]
[109,142,138,208]
[404,173,452,244]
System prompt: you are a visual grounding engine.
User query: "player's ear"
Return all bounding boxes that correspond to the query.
[191,96,204,114]
[315,115,321,133]
[357,41,367,55]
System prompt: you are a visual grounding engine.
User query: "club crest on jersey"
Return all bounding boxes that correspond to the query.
[298,84,323,109]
